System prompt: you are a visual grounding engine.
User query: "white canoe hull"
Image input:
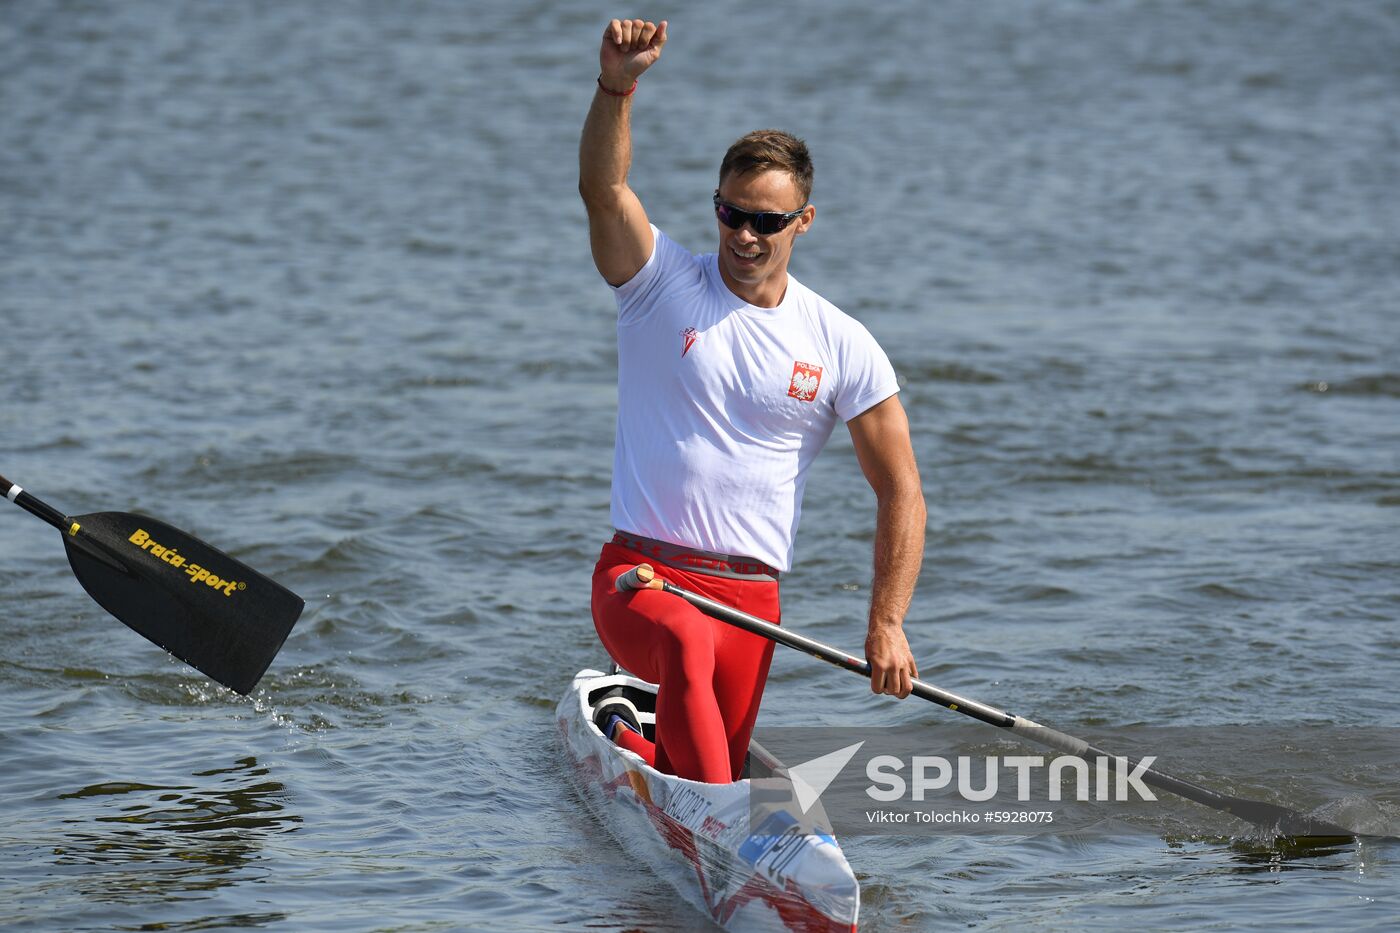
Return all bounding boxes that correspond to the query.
[557,669,859,931]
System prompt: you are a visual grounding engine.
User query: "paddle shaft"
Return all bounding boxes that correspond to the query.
[616,564,1348,836]
[1,474,69,532]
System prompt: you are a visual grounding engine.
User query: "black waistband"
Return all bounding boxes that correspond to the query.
[611,531,780,581]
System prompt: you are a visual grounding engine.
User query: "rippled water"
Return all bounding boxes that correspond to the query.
[3,1,1398,930]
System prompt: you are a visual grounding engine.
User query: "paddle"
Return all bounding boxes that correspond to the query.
[2,473,304,695]
[616,563,1351,841]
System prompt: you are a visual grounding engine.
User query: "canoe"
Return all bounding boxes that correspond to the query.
[557,668,860,931]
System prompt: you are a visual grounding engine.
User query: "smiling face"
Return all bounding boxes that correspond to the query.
[714,169,815,308]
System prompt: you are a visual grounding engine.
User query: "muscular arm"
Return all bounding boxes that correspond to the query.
[847,394,926,698]
[579,18,667,286]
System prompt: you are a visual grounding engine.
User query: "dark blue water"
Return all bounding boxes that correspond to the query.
[3,1,1398,929]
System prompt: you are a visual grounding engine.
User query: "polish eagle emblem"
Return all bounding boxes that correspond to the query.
[788,361,823,402]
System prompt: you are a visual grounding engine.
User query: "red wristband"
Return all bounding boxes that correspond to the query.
[597,74,637,97]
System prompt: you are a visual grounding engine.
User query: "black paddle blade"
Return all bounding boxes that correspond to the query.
[61,511,304,695]
[1219,795,1353,842]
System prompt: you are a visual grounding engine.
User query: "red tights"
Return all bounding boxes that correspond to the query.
[591,542,780,783]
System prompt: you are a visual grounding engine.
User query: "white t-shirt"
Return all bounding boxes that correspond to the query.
[609,226,899,572]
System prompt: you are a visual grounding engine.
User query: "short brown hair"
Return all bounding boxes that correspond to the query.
[718,130,813,205]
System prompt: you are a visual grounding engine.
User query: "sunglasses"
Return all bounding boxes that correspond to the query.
[712,190,807,235]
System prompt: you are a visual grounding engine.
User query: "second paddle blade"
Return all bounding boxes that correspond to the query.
[62,511,304,695]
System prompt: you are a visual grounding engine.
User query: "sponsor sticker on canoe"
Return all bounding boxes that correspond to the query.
[665,785,712,831]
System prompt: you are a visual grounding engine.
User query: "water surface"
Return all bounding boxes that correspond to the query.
[2,1,1398,929]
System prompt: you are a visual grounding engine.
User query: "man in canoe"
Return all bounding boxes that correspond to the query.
[580,18,926,783]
